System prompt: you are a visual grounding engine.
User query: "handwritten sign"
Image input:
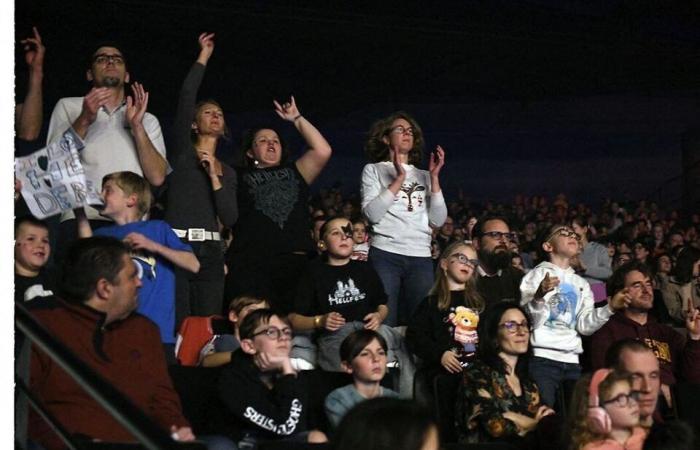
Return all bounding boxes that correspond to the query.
[15,129,103,219]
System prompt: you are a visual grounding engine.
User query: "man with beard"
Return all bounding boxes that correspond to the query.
[591,261,700,415]
[46,43,169,260]
[471,216,523,304]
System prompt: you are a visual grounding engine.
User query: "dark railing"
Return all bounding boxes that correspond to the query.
[15,302,203,450]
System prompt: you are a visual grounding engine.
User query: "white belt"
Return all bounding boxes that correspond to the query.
[173,228,221,242]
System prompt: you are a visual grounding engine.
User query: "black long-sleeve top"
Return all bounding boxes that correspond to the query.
[217,350,308,441]
[164,62,238,231]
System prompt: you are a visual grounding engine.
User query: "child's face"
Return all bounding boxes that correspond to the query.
[101,180,132,218]
[545,226,580,258]
[15,223,50,274]
[347,338,387,383]
[352,223,367,244]
[322,219,354,259]
[602,380,640,431]
[440,245,478,286]
[248,315,292,358]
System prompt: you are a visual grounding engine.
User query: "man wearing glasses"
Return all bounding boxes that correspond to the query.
[471,216,524,304]
[46,43,169,261]
[591,261,700,416]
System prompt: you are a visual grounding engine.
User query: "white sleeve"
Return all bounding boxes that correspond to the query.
[575,281,613,336]
[427,188,447,228]
[520,269,549,330]
[361,164,394,224]
[47,99,75,146]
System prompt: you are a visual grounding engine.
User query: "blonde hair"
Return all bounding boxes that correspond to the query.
[102,171,152,218]
[429,241,483,312]
[568,370,634,450]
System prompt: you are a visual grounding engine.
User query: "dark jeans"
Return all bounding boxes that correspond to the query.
[368,246,434,326]
[175,240,225,328]
[529,356,581,407]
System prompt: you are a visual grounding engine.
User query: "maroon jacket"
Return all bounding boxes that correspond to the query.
[29,298,189,449]
[590,312,700,385]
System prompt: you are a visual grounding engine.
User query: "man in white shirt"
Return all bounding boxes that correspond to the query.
[47,43,169,259]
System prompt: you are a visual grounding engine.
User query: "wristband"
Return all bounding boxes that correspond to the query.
[313,315,322,328]
[293,114,303,122]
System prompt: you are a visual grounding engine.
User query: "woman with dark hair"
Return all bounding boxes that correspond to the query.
[166,33,238,322]
[331,397,439,450]
[457,301,554,444]
[662,246,700,323]
[361,111,447,326]
[224,95,332,312]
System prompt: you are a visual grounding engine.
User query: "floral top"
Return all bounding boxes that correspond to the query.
[457,359,542,442]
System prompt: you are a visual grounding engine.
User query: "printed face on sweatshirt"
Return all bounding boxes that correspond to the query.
[623,271,654,311]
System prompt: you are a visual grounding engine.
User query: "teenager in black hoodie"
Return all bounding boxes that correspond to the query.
[217,309,327,445]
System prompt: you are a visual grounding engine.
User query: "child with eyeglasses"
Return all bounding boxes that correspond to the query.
[217,309,328,445]
[520,225,629,407]
[568,369,647,450]
[406,242,484,376]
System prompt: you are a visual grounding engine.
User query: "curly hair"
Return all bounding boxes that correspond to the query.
[364,111,424,166]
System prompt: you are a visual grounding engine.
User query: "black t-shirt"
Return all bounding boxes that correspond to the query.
[293,260,387,322]
[15,270,55,303]
[228,163,313,263]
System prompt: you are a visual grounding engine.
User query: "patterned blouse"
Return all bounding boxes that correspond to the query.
[457,359,542,443]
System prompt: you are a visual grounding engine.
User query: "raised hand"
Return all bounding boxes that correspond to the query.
[273,96,301,122]
[21,27,45,71]
[197,32,215,63]
[125,82,150,129]
[390,148,406,181]
[609,287,632,312]
[535,272,560,299]
[428,145,446,178]
[685,300,700,339]
[80,87,111,125]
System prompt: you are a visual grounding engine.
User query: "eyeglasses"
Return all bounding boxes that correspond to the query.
[252,327,293,340]
[545,227,580,242]
[602,391,641,408]
[93,53,125,65]
[482,231,516,242]
[450,253,479,268]
[498,320,531,334]
[389,125,414,136]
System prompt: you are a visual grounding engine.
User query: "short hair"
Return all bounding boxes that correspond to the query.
[604,338,654,371]
[471,215,510,240]
[633,238,654,255]
[339,329,388,364]
[15,215,49,237]
[670,246,700,284]
[364,111,424,166]
[234,126,289,169]
[238,309,290,341]
[87,41,127,69]
[192,99,230,142]
[228,294,268,316]
[102,171,152,217]
[58,236,130,303]
[606,261,652,297]
[476,301,533,379]
[332,398,435,450]
[318,216,351,242]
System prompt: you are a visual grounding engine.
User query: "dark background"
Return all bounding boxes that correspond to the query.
[15,0,700,208]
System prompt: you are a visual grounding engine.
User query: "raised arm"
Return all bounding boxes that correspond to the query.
[16,27,45,141]
[427,146,447,227]
[273,97,332,184]
[125,82,168,186]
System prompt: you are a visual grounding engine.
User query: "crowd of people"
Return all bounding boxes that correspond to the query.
[14,28,700,450]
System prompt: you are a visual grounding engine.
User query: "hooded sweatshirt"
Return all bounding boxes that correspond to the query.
[590,312,700,385]
[521,261,614,363]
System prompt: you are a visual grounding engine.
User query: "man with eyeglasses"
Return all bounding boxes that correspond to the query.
[591,261,700,417]
[218,309,327,446]
[46,43,169,262]
[471,216,524,305]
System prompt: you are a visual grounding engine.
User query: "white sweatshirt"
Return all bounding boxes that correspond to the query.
[361,162,447,257]
[520,261,614,363]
